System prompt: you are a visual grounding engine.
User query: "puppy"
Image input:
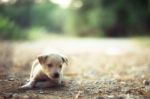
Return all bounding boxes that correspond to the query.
[21,52,68,89]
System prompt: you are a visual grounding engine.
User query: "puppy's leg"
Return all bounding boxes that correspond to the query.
[21,78,36,89]
[30,60,38,80]
[21,62,40,89]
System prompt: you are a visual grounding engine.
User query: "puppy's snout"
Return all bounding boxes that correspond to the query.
[53,72,59,78]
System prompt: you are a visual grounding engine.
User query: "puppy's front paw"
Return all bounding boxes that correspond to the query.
[20,83,33,89]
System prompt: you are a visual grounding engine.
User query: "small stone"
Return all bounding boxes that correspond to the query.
[108,95,114,99]
[117,96,125,99]
[94,81,100,84]
[12,93,19,98]
[39,91,44,94]
[95,96,105,99]
[120,81,126,85]
[22,95,30,99]
[9,78,15,81]
[143,80,150,86]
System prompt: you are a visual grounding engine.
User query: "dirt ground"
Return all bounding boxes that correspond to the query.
[0,39,150,99]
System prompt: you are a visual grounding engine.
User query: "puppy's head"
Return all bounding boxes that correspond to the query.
[38,53,68,81]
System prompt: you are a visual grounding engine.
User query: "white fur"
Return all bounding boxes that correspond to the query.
[21,52,67,89]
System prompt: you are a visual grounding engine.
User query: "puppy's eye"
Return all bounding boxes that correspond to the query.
[48,64,53,67]
[59,65,62,68]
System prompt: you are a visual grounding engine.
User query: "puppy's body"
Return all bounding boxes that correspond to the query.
[21,52,68,89]
[30,60,49,81]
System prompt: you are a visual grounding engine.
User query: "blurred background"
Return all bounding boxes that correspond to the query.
[0,0,150,40]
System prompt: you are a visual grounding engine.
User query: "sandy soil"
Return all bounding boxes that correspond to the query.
[0,39,150,99]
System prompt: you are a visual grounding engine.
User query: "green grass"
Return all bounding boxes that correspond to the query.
[27,28,67,40]
[26,27,102,41]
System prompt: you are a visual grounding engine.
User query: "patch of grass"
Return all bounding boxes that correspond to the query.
[26,27,105,41]
[27,28,63,40]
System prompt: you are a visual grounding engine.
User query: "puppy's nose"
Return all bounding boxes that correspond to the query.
[53,72,59,78]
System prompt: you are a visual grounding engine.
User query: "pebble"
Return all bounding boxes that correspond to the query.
[12,93,19,98]
[94,81,101,84]
[39,91,45,94]
[22,95,30,99]
[8,78,15,81]
[118,96,125,99]
[107,95,114,99]
[143,80,150,86]
[120,81,126,85]
[95,96,105,99]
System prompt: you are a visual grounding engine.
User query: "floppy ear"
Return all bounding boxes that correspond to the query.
[38,55,48,64]
[61,55,68,65]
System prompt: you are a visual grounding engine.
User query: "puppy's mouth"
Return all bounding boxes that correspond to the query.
[52,77,60,81]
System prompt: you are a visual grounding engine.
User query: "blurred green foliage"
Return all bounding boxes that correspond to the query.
[0,16,25,40]
[0,0,149,40]
[30,0,67,33]
[66,0,150,37]
[0,0,65,40]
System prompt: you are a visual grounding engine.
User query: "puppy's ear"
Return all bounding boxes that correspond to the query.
[38,55,48,64]
[61,55,68,65]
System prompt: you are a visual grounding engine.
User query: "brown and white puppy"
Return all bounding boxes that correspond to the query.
[21,52,68,89]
